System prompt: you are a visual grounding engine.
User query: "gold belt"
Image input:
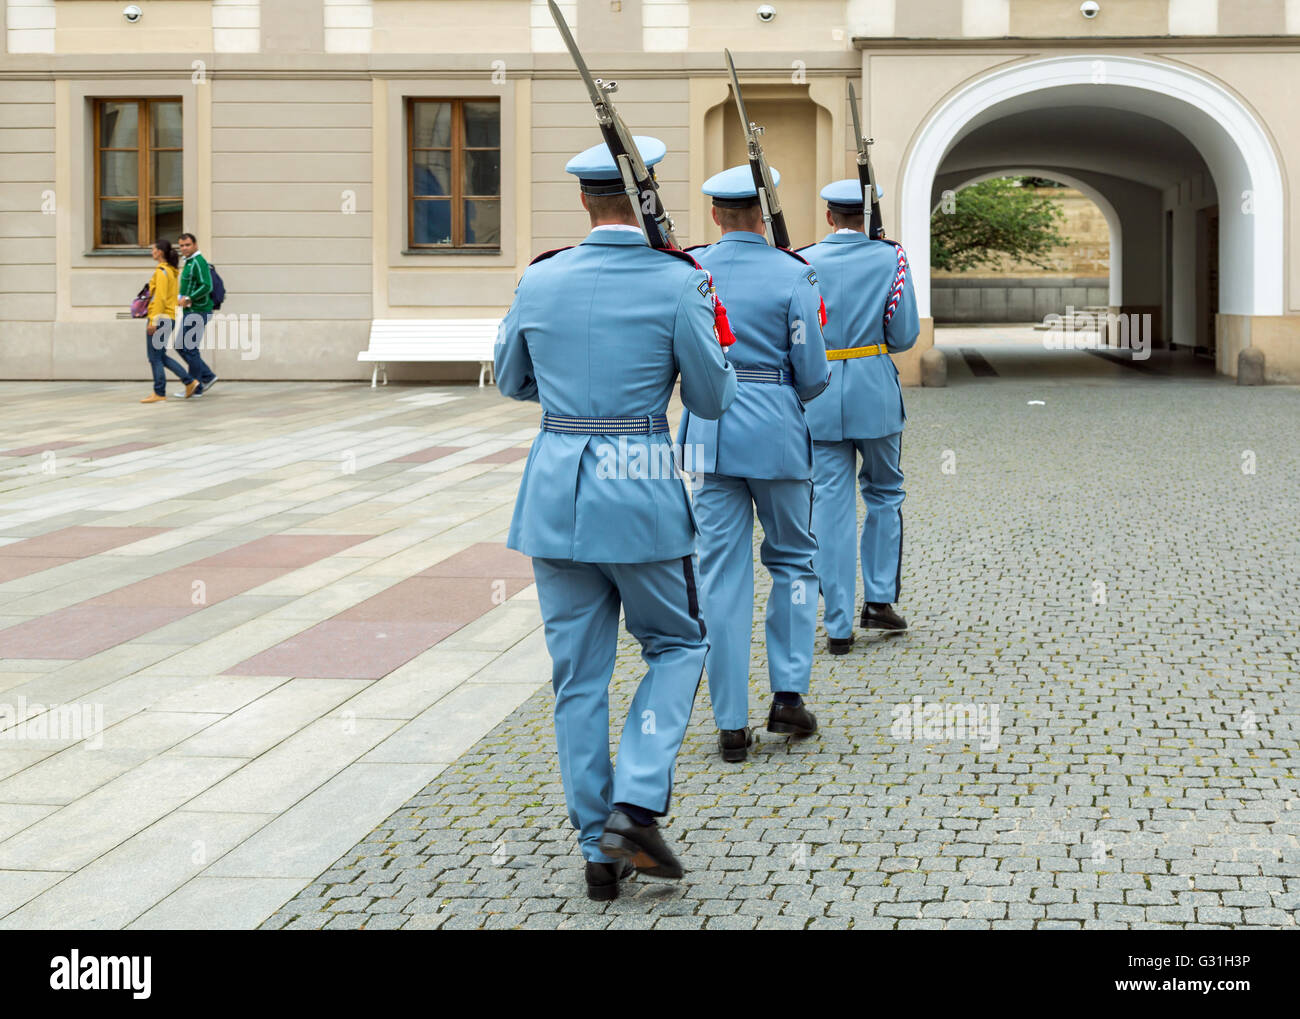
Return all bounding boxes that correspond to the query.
[826,344,886,361]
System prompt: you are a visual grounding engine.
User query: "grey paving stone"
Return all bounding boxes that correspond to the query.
[258,379,1300,931]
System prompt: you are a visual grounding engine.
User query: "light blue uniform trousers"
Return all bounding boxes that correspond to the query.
[532,555,707,863]
[694,475,818,731]
[811,432,904,639]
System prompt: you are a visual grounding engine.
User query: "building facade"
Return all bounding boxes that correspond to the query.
[3,0,1299,384]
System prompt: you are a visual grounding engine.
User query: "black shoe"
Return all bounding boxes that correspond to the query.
[203,375,219,394]
[718,727,754,763]
[827,635,854,655]
[585,857,636,902]
[598,809,684,880]
[767,698,818,737]
[861,602,908,631]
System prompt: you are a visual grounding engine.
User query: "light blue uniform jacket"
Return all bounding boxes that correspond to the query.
[678,232,830,480]
[798,232,920,441]
[495,229,737,563]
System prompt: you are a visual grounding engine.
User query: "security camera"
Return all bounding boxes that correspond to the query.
[1080,1,1100,18]
[756,4,776,23]
[123,4,143,21]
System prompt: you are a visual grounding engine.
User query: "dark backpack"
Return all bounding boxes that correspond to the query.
[209,265,226,310]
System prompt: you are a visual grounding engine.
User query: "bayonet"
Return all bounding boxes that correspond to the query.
[848,82,885,240]
[548,1,677,248]
[724,48,790,248]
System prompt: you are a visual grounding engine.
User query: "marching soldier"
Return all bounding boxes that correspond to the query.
[800,179,920,654]
[495,137,737,900]
[679,165,830,763]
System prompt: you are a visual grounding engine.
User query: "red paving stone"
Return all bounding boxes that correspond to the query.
[337,575,531,625]
[200,534,368,568]
[222,542,535,678]
[80,442,161,459]
[0,441,81,457]
[0,526,167,559]
[87,566,285,608]
[225,620,456,680]
[0,533,371,659]
[392,446,465,463]
[420,542,534,579]
[0,605,192,660]
[0,557,75,584]
[473,447,530,464]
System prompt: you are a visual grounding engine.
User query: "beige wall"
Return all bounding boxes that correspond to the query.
[0,80,56,379]
[372,0,532,54]
[209,77,373,378]
[531,75,691,250]
[55,1,214,54]
[3,2,1300,382]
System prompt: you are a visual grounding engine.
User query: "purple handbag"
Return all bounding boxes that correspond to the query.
[130,282,150,319]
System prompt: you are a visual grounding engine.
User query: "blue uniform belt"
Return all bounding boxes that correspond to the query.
[541,412,670,435]
[732,367,792,385]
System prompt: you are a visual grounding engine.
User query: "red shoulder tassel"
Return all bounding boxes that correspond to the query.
[714,297,736,347]
[818,296,828,328]
[706,273,736,347]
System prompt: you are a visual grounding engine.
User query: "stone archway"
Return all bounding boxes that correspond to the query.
[899,54,1285,346]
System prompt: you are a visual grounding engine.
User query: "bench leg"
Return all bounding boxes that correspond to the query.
[479,361,486,388]
[381,364,389,386]
[370,364,378,388]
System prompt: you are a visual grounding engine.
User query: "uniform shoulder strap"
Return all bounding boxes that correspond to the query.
[653,247,704,270]
[528,246,574,266]
[793,243,817,253]
[776,246,826,327]
[682,243,711,255]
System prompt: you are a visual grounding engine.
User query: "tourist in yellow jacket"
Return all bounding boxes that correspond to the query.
[141,239,198,403]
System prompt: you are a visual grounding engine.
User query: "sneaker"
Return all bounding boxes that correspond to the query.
[140,394,166,404]
[184,380,200,398]
[202,376,219,394]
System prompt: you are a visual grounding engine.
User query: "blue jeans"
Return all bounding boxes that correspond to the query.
[176,311,217,386]
[146,319,192,395]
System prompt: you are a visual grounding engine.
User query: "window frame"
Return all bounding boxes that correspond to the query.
[405,97,501,252]
[92,97,183,251]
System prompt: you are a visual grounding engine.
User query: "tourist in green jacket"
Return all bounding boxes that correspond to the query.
[177,231,219,394]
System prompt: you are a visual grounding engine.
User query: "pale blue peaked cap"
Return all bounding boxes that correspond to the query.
[565,135,666,195]
[821,177,884,212]
[702,164,781,206]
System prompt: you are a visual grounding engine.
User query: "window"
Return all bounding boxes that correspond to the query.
[94,98,183,249]
[407,98,501,250]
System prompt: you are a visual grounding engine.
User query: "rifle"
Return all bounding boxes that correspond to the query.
[847,82,885,240]
[547,0,677,248]
[723,48,790,249]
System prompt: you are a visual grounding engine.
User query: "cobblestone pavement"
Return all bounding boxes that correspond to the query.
[264,355,1300,930]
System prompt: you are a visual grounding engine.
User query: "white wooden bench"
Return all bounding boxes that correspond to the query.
[357,318,501,388]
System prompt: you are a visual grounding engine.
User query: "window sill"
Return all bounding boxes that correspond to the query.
[86,248,152,257]
[402,248,503,256]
